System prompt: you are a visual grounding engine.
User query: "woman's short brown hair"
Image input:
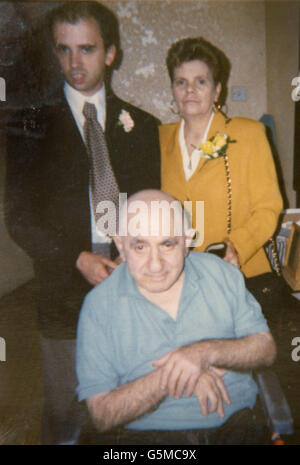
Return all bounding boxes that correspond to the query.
[166,37,230,104]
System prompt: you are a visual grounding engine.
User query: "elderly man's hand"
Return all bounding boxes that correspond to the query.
[153,342,212,399]
[76,251,120,286]
[194,367,231,418]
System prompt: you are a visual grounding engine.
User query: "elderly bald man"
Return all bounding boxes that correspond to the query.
[76,189,276,445]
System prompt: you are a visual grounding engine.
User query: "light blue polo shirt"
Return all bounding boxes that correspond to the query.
[76,252,269,430]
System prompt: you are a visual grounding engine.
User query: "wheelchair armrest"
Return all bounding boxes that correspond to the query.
[255,368,294,435]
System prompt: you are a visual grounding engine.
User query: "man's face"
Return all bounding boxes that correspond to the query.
[53,17,115,96]
[116,206,189,296]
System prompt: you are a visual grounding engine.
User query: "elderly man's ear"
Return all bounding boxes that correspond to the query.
[113,235,125,261]
[185,228,196,253]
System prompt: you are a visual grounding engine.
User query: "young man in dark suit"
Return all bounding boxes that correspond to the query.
[5,1,160,445]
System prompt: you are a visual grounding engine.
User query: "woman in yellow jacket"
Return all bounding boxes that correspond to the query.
[160,37,283,279]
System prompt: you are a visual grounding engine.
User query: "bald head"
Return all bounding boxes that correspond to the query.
[127,189,174,203]
[118,189,192,239]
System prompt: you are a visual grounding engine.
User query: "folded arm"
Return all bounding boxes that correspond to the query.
[86,368,166,432]
[85,332,274,432]
[86,366,230,433]
[205,331,276,370]
[154,331,276,399]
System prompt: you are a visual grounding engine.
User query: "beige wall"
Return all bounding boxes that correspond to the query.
[0,0,299,296]
[108,0,268,121]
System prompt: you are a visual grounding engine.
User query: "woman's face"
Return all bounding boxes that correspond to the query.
[172,60,221,120]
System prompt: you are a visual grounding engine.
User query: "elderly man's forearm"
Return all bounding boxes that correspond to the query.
[87,369,167,432]
[205,331,276,370]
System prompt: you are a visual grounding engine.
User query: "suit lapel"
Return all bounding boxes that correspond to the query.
[104,90,126,172]
[53,90,87,156]
[46,92,90,192]
[105,90,122,142]
[104,90,141,185]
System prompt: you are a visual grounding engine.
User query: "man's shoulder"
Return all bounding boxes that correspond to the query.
[225,115,265,138]
[107,92,161,126]
[78,263,136,334]
[6,91,67,139]
[82,263,128,311]
[159,121,179,132]
[188,251,242,283]
[188,250,221,269]
[159,121,179,141]
[6,105,48,139]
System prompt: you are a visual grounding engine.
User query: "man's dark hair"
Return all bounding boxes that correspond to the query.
[47,1,120,52]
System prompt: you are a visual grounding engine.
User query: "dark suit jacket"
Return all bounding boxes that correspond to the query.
[5,88,161,338]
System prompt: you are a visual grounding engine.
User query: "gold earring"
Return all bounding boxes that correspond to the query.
[170,99,179,115]
[214,102,229,121]
[214,101,222,112]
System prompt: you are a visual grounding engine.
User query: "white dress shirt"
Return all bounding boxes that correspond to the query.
[64,82,111,245]
[179,111,215,181]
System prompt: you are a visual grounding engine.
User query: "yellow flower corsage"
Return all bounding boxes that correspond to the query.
[199,132,236,159]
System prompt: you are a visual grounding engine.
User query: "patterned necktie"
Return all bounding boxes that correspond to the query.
[83,102,119,242]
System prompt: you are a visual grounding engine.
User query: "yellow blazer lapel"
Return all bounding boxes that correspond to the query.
[173,120,189,185]
[188,111,228,179]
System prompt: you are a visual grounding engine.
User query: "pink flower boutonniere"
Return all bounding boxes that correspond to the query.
[117,109,135,133]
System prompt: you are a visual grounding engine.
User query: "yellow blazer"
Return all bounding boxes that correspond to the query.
[159,111,283,277]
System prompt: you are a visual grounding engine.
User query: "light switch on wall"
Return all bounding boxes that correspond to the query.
[231,86,246,101]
